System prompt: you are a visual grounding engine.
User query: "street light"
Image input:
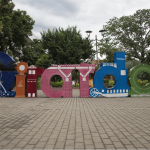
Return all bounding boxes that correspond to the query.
[86,30,92,38]
[85,29,106,70]
[99,29,106,32]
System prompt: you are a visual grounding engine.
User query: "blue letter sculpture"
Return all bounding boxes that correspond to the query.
[90,52,130,97]
[0,52,17,97]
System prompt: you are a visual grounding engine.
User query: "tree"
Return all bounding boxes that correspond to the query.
[98,9,150,63]
[20,39,46,66]
[0,21,3,31]
[72,70,80,86]
[144,51,150,65]
[35,54,53,69]
[0,0,14,52]
[19,46,38,66]
[98,37,122,62]
[0,0,35,60]
[40,26,95,64]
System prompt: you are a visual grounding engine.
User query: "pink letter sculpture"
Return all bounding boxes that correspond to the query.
[41,63,96,98]
[27,65,44,98]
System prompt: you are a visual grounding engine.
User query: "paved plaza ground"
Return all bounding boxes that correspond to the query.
[0,89,150,149]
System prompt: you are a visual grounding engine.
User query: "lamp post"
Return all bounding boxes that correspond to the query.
[85,30,92,38]
[86,29,106,70]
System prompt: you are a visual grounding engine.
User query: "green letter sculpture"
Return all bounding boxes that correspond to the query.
[129,64,150,97]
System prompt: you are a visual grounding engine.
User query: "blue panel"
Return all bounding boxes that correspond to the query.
[1,91,16,97]
[0,52,17,97]
[0,71,17,96]
[0,51,16,68]
[90,52,130,98]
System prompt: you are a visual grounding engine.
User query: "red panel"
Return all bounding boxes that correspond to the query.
[26,65,44,98]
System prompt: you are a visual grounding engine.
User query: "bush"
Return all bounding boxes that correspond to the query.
[109,80,115,87]
[76,83,80,87]
[51,80,63,87]
[138,79,148,86]
[32,77,63,88]
[103,80,109,83]
[37,77,41,88]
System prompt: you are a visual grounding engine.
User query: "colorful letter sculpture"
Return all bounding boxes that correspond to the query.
[27,65,44,98]
[129,64,150,97]
[41,63,95,98]
[0,52,17,97]
[15,61,28,98]
[0,71,17,97]
[2,51,150,98]
[90,52,130,98]
[0,51,16,68]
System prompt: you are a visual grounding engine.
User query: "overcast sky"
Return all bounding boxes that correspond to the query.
[12,0,150,59]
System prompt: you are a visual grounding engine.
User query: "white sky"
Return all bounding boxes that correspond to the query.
[12,0,150,60]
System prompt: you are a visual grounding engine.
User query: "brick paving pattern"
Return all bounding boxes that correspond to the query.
[0,89,150,149]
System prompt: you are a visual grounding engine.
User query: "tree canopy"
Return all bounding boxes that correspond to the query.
[98,37,121,62]
[20,39,46,66]
[0,21,2,32]
[35,54,53,69]
[0,0,35,60]
[40,26,95,64]
[98,9,150,63]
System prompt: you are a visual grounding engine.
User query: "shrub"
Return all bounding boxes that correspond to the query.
[138,79,148,86]
[51,80,63,87]
[37,77,41,88]
[76,83,80,87]
[103,80,109,83]
[109,80,115,87]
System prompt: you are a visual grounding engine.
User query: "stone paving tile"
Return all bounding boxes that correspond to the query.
[105,144,116,149]
[143,143,150,149]
[100,133,109,139]
[75,142,85,149]
[44,144,55,149]
[3,143,16,149]
[113,141,125,149]
[54,141,65,149]
[127,136,139,143]
[47,138,57,145]
[23,144,35,149]
[143,135,150,140]
[92,136,102,143]
[102,138,113,145]
[17,140,29,147]
[0,90,150,149]
[0,141,11,149]
[65,139,74,146]
[27,131,36,136]
[94,142,105,149]
[28,138,39,145]
[15,133,26,139]
[85,144,95,149]
[84,134,92,140]
[131,141,145,148]
[110,136,120,142]
[75,137,84,143]
[65,145,75,149]
[125,144,136,149]
[34,141,47,148]
[40,136,50,142]
[10,138,22,144]
[120,138,131,145]
[84,139,94,145]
